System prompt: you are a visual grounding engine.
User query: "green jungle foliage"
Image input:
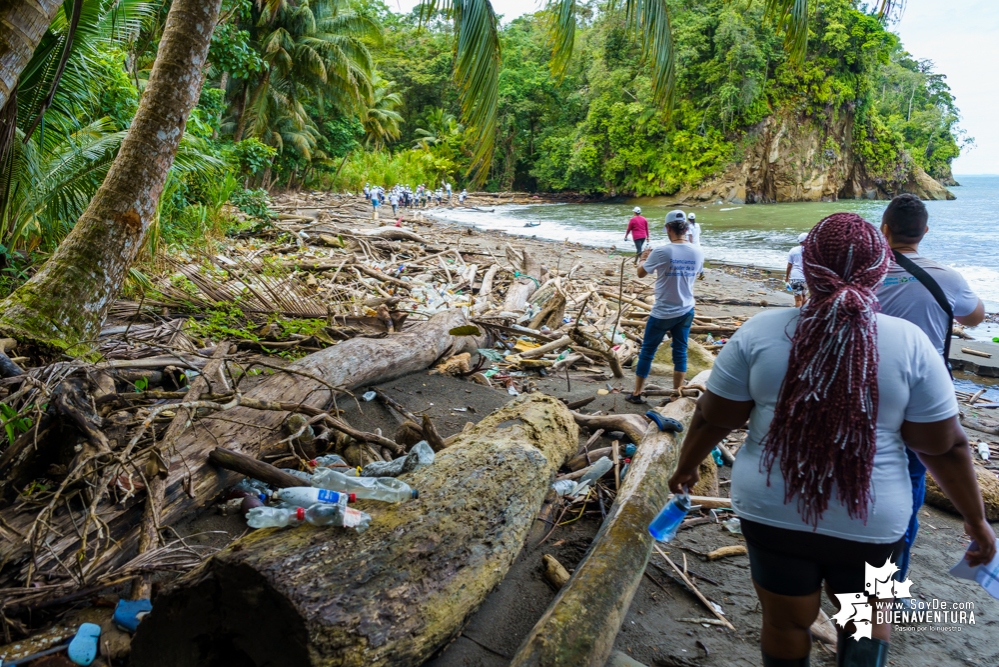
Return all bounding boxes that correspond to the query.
[0,0,966,285]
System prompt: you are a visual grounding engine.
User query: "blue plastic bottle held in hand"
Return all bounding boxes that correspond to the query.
[649,489,691,542]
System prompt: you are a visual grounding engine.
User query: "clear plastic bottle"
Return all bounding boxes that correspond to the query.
[551,479,578,496]
[304,504,372,532]
[312,454,348,468]
[311,469,418,502]
[232,478,270,497]
[246,506,303,528]
[620,458,632,481]
[570,456,614,495]
[648,492,691,542]
[273,487,355,507]
[279,468,314,483]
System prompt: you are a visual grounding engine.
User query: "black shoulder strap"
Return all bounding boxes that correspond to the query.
[891,250,954,368]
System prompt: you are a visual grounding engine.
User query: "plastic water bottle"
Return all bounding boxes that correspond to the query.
[705,333,715,345]
[978,442,991,461]
[273,487,355,507]
[312,469,418,502]
[620,458,632,481]
[246,506,304,528]
[648,492,691,542]
[232,478,270,497]
[551,479,578,496]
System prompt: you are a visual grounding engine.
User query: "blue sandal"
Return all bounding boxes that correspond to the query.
[646,411,684,433]
[67,622,101,666]
[114,598,153,633]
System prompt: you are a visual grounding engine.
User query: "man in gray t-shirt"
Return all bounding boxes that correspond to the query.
[875,194,985,582]
[626,211,705,403]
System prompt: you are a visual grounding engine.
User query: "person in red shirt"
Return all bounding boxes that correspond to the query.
[625,207,649,264]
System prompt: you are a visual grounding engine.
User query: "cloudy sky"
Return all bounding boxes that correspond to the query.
[391,0,997,174]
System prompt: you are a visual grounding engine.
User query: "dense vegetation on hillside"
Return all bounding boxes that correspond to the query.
[0,0,965,273]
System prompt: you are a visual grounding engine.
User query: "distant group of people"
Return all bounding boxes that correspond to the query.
[627,196,994,667]
[363,182,467,219]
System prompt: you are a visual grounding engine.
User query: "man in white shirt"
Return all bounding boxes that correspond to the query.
[876,193,985,583]
[686,212,701,245]
[626,210,705,403]
[785,232,808,307]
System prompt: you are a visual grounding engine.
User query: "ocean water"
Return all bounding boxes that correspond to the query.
[429,175,999,323]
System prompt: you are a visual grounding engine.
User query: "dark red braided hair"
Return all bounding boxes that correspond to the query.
[761,213,891,527]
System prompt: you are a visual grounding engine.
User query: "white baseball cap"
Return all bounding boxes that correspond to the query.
[798,232,809,243]
[665,210,687,225]
[633,206,642,214]
[687,212,696,220]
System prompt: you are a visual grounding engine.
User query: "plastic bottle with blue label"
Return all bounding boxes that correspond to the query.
[648,490,691,542]
[311,469,418,502]
[272,487,355,507]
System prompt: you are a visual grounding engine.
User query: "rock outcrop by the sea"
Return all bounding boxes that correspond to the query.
[677,114,955,204]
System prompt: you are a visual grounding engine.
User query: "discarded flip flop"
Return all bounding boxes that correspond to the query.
[624,394,646,405]
[67,622,101,666]
[646,411,684,433]
[114,598,153,633]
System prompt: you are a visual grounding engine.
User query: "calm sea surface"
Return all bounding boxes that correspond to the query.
[431,175,999,330]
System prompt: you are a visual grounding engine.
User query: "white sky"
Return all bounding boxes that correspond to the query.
[390,0,998,175]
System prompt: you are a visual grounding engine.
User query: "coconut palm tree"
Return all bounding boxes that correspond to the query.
[422,0,901,183]
[0,1,65,111]
[363,74,404,149]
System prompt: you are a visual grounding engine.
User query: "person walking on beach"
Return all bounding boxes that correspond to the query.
[389,190,399,217]
[667,213,995,667]
[686,212,701,246]
[876,194,986,585]
[785,232,808,307]
[626,210,703,403]
[624,207,649,264]
[370,188,381,220]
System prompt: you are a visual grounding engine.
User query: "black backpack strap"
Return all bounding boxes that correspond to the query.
[891,250,954,369]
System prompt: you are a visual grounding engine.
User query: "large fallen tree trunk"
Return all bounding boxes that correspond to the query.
[510,374,707,667]
[0,310,477,586]
[131,393,578,667]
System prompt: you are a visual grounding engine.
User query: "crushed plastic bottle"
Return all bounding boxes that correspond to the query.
[312,454,348,468]
[705,333,715,345]
[978,442,991,461]
[722,517,743,535]
[362,440,435,477]
[648,491,691,542]
[303,504,372,532]
[232,478,270,497]
[312,469,418,502]
[362,391,377,401]
[570,456,614,496]
[551,479,578,496]
[273,487,355,507]
[279,468,314,483]
[246,506,303,528]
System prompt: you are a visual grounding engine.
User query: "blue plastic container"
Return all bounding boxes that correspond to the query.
[648,493,691,542]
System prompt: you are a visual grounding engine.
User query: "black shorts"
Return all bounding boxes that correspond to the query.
[634,238,646,254]
[741,519,905,596]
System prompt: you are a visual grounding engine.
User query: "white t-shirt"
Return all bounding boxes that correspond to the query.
[643,242,704,320]
[787,245,804,281]
[687,222,701,245]
[876,253,980,356]
[707,309,957,542]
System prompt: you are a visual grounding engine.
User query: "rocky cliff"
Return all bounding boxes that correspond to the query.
[678,114,955,205]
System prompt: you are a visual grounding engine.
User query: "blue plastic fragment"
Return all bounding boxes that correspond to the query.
[113,598,153,633]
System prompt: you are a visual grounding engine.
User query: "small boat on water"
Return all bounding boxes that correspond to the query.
[524,221,541,228]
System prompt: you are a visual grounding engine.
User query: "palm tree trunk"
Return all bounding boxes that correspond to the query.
[0,0,223,353]
[0,0,64,110]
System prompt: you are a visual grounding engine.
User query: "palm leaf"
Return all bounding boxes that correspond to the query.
[545,0,575,80]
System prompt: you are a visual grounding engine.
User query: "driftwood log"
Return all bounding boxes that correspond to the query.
[571,411,649,445]
[925,465,999,521]
[503,245,542,312]
[131,393,579,667]
[0,310,477,586]
[510,392,700,667]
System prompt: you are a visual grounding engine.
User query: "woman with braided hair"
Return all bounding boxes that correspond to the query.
[668,213,995,667]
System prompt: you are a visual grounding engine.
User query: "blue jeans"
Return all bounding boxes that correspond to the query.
[896,448,927,580]
[635,310,695,378]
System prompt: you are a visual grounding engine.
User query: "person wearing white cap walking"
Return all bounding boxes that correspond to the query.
[625,207,649,264]
[785,232,809,307]
[626,210,704,402]
[686,212,701,246]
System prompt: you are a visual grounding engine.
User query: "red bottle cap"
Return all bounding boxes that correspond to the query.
[348,493,356,503]
[624,458,631,463]
[309,459,318,467]
[295,507,305,521]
